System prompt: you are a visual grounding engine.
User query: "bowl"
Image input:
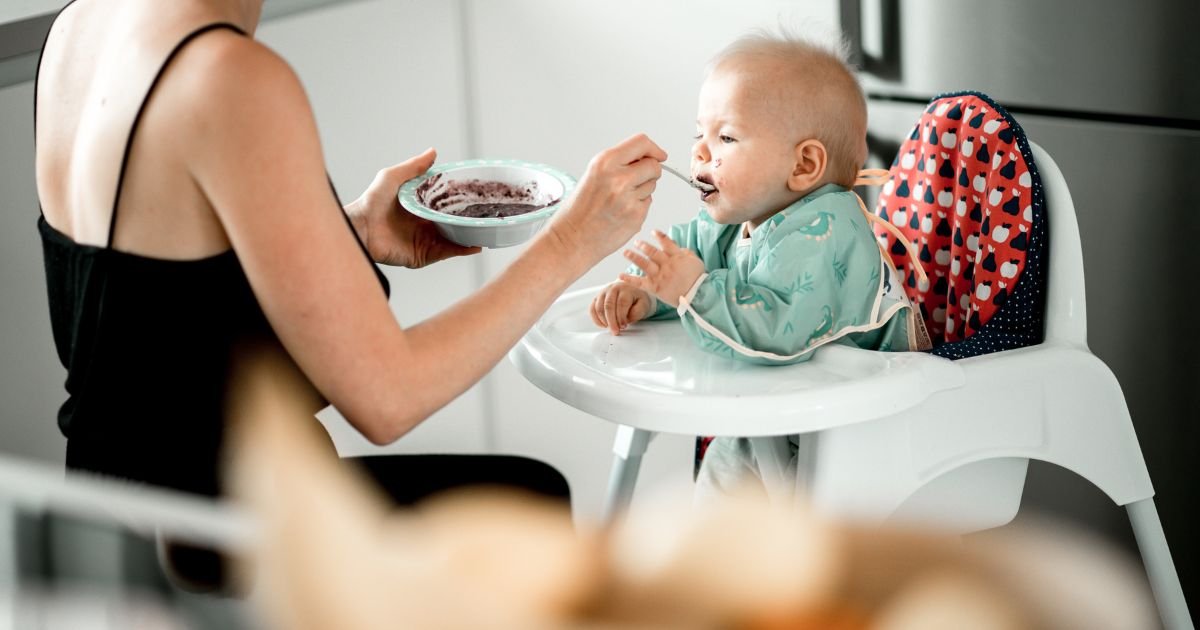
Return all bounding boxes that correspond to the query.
[399,159,576,248]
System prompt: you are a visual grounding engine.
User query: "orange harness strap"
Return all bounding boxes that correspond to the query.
[853,168,929,287]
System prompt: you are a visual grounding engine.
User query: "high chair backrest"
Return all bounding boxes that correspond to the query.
[1029,142,1087,349]
[872,91,1049,359]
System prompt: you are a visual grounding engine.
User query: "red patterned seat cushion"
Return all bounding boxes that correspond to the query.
[873,93,1037,343]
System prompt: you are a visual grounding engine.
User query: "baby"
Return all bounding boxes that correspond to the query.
[590,28,929,498]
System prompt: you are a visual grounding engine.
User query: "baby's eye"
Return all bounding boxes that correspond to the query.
[719,135,736,143]
[692,134,702,140]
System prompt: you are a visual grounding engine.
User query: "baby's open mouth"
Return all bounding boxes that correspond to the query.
[696,174,717,199]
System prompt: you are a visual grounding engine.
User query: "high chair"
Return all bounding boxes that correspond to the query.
[510,95,1192,626]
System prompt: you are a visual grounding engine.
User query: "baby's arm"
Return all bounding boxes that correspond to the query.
[591,221,704,333]
[628,232,845,365]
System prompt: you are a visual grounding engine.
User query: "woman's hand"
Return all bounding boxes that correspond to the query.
[618,230,706,308]
[346,148,481,268]
[546,134,667,267]
[590,281,656,335]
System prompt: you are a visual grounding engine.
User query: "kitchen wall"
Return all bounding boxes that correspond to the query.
[0,81,65,465]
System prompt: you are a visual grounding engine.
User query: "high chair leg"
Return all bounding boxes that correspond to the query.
[603,425,653,521]
[0,501,15,583]
[749,436,794,505]
[1127,498,1193,630]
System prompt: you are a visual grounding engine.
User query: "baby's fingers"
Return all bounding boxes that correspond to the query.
[634,239,668,264]
[603,288,624,336]
[616,290,635,330]
[619,273,649,292]
[590,293,607,329]
[652,230,681,254]
[624,246,660,276]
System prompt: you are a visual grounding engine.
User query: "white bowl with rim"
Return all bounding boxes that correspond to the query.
[398,159,576,248]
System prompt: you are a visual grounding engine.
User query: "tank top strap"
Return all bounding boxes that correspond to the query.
[106,22,248,247]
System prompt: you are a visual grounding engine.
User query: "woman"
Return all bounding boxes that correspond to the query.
[33,0,664,565]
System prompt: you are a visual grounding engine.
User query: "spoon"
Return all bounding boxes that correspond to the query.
[661,164,716,193]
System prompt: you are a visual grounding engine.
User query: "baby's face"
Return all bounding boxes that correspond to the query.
[691,63,803,227]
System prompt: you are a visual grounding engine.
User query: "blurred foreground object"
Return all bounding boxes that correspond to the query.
[225,351,1158,630]
[0,587,189,630]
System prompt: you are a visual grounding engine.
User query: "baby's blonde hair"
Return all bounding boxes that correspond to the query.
[706,25,867,188]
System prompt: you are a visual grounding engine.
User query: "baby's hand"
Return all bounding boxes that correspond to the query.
[619,230,705,308]
[590,281,656,335]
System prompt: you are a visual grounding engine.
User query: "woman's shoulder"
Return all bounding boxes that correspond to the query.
[174,31,305,109]
[167,31,319,168]
[165,29,328,220]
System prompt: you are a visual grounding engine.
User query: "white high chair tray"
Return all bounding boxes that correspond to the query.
[511,287,966,437]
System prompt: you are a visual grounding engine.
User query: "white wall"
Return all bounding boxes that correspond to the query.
[0,80,67,465]
[1,0,839,522]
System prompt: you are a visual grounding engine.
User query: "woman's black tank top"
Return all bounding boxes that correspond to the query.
[35,9,388,497]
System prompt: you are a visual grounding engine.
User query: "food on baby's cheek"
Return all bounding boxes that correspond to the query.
[417,174,559,219]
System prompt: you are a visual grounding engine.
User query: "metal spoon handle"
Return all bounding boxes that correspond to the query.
[661,163,713,192]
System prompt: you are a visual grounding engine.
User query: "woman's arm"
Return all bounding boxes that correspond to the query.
[184,36,663,444]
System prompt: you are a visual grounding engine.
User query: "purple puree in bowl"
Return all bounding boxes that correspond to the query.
[416,175,559,219]
[454,202,546,218]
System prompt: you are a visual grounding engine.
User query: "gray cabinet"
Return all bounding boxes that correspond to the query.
[849,0,1200,122]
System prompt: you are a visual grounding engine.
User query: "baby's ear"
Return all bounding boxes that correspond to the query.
[788,139,828,193]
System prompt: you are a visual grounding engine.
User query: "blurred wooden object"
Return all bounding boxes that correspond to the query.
[225,350,1157,630]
